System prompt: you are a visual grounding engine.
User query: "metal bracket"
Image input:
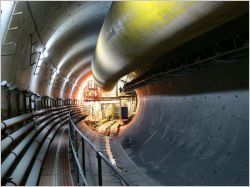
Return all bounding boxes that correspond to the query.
[29,34,40,66]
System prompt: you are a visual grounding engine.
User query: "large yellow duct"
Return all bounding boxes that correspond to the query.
[92,1,248,90]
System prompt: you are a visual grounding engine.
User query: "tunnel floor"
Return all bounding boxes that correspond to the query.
[39,126,73,186]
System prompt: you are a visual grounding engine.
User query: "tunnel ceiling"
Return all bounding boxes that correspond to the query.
[1,1,248,99]
[1,1,111,99]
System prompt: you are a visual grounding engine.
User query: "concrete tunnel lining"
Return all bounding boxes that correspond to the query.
[1,1,249,186]
[118,54,249,185]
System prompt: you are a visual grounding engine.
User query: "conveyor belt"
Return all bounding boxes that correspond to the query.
[39,125,73,186]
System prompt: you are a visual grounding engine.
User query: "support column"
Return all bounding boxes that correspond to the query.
[29,93,32,112]
[7,90,11,118]
[23,91,27,113]
[33,94,37,111]
[16,91,20,115]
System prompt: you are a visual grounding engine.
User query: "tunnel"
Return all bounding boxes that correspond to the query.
[1,1,249,186]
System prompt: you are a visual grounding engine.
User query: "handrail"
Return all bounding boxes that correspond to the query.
[69,135,88,186]
[69,111,131,186]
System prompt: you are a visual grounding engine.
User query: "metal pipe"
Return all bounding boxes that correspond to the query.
[92,1,248,90]
[97,153,102,186]
[81,138,86,176]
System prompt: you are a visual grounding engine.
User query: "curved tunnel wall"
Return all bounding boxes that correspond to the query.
[119,55,249,185]
[1,2,249,185]
[92,1,248,90]
[1,1,112,119]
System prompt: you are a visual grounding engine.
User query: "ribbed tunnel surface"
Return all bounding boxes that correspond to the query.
[1,1,249,186]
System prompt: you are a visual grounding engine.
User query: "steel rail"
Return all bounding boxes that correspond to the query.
[69,111,131,186]
[69,134,88,186]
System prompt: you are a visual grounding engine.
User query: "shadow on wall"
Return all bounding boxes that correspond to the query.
[118,55,249,185]
[141,54,248,96]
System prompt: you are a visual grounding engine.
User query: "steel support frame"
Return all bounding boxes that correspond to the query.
[23,91,27,113]
[29,93,32,112]
[16,91,21,115]
[7,90,12,118]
